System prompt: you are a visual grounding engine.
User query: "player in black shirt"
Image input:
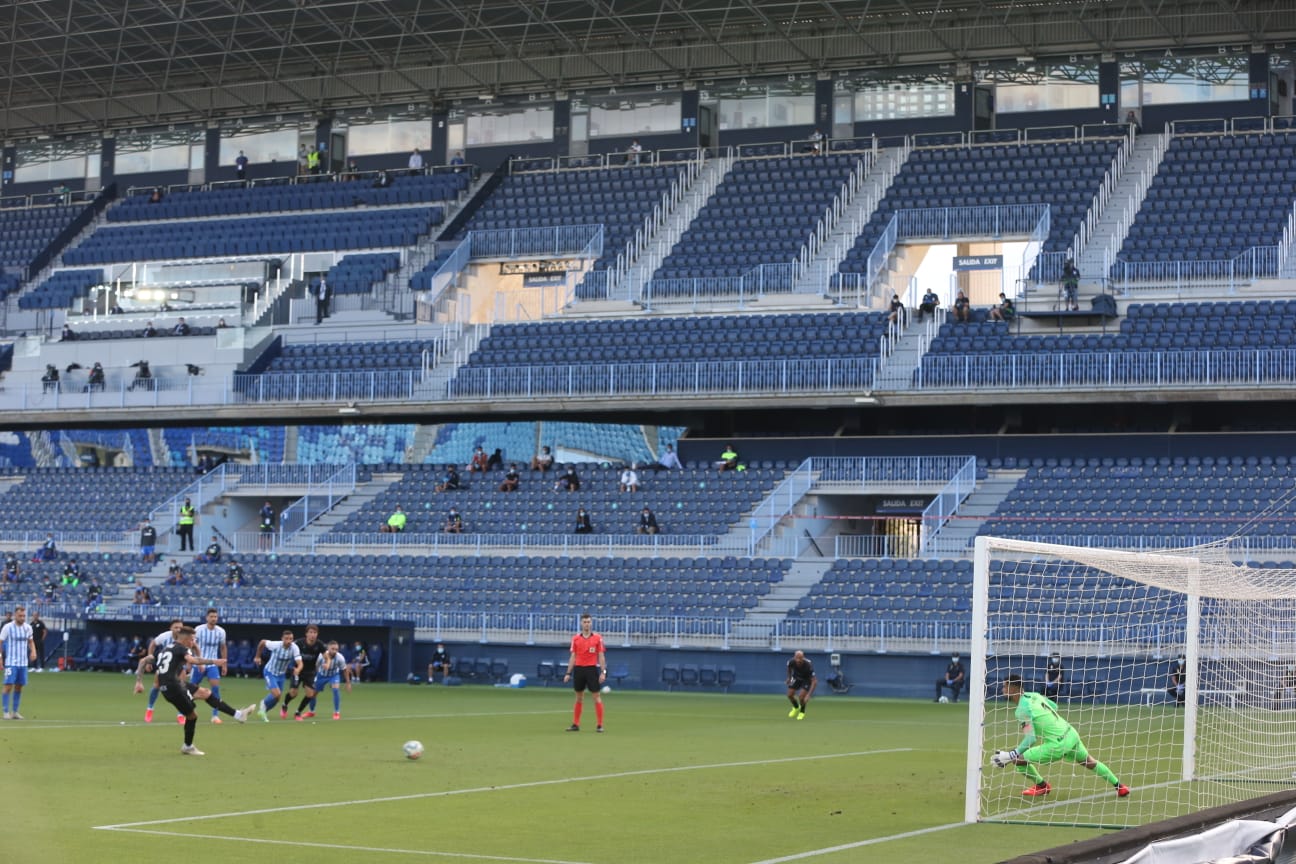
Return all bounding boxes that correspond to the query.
[284,624,326,720]
[157,626,257,755]
[785,650,817,720]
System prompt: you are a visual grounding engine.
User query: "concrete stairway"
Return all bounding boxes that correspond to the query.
[925,468,1027,556]
[730,559,833,643]
[873,321,929,390]
[281,471,406,545]
[1074,133,1169,287]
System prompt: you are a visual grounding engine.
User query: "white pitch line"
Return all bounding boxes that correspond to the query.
[744,821,966,864]
[95,748,912,831]
[110,828,595,864]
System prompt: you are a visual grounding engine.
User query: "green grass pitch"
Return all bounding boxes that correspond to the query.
[5,673,1118,863]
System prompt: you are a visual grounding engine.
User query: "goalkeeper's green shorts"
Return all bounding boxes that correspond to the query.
[1023,728,1089,765]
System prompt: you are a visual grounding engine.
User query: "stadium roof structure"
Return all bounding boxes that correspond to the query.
[3,0,1296,141]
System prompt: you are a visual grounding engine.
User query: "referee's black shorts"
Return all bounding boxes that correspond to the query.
[160,682,196,715]
[572,665,601,693]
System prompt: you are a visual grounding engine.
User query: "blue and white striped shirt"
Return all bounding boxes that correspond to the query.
[0,622,33,668]
[263,640,301,676]
[316,650,346,681]
[195,624,226,661]
[152,629,176,652]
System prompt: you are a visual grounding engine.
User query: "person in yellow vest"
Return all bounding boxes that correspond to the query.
[177,497,197,552]
[381,506,407,534]
[718,444,739,473]
[306,147,321,175]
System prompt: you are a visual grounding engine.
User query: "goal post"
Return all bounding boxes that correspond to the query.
[968,535,1296,829]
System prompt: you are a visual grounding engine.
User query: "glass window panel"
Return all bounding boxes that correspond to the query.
[853,83,954,121]
[587,93,680,138]
[220,127,301,164]
[1120,56,1248,107]
[465,105,553,146]
[996,80,1098,113]
[116,128,204,176]
[14,138,102,184]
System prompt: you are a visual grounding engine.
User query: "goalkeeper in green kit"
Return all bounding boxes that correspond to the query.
[993,674,1131,798]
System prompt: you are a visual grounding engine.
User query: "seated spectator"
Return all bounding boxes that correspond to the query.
[499,464,521,492]
[636,506,659,535]
[173,317,191,336]
[34,533,57,562]
[85,362,106,392]
[935,654,965,703]
[718,444,739,473]
[917,288,940,321]
[381,506,407,533]
[486,448,504,471]
[216,317,229,329]
[3,552,20,583]
[60,323,76,342]
[148,188,164,204]
[164,560,186,586]
[887,293,906,326]
[574,507,593,534]
[348,642,369,680]
[468,446,489,473]
[142,321,157,338]
[989,293,1016,323]
[133,585,154,605]
[435,465,462,493]
[530,445,555,472]
[443,508,464,534]
[110,302,125,314]
[952,290,970,323]
[41,364,60,393]
[619,464,640,493]
[224,559,247,587]
[426,643,452,684]
[554,465,581,492]
[125,634,146,666]
[650,444,682,472]
[85,577,103,611]
[41,576,58,602]
[372,170,391,189]
[196,535,222,563]
[60,558,81,587]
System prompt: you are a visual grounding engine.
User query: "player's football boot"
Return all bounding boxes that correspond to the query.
[294,714,304,722]
[566,724,580,732]
[596,725,604,733]
[301,711,315,718]
[332,712,340,720]
[796,712,806,720]
[788,706,798,718]
[211,715,222,724]
[1022,783,1052,797]
[176,714,185,725]
[279,707,288,719]
[180,745,205,756]
[144,708,154,723]
[237,704,257,724]
[1116,784,1131,797]
[9,713,21,720]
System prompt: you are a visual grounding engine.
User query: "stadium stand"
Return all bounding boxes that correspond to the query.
[161,427,287,466]
[0,204,87,271]
[1115,131,1296,265]
[296,424,416,465]
[837,139,1122,280]
[107,173,468,222]
[62,208,441,265]
[17,268,104,310]
[427,422,537,467]
[314,252,402,296]
[653,154,861,280]
[0,466,193,532]
[791,558,973,626]
[260,337,446,375]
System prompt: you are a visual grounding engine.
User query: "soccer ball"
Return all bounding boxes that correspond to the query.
[938,696,949,704]
[600,685,612,694]
[403,740,424,760]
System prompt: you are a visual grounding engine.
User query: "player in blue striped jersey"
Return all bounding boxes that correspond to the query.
[311,640,352,720]
[138,619,184,723]
[191,609,229,723]
[253,630,302,722]
[1,605,37,719]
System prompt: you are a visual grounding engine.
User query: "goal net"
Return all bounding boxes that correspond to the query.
[968,536,1296,829]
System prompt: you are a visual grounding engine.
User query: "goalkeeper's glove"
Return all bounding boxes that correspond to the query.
[991,749,1020,768]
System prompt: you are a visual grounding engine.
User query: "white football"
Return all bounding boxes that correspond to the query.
[403,740,424,760]
[600,685,611,694]
[938,696,949,704]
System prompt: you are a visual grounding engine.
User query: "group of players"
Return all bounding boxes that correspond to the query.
[132,609,353,755]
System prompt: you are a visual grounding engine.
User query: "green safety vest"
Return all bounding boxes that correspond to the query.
[179,504,195,525]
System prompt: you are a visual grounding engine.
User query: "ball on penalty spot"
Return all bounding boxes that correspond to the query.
[938,696,949,704]
[403,740,424,760]
[600,685,611,694]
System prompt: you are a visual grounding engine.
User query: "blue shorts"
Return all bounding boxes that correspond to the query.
[192,664,221,684]
[140,545,155,557]
[263,671,286,692]
[4,667,28,686]
[315,674,340,688]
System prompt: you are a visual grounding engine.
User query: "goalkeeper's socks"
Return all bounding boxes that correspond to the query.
[1092,761,1120,786]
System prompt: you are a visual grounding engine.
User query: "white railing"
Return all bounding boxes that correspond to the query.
[797,150,876,283]
[278,462,357,538]
[807,456,972,487]
[818,142,912,302]
[1111,246,1280,294]
[918,457,978,555]
[1072,124,1137,262]
[1099,129,1172,282]
[243,530,780,558]
[747,460,816,554]
[1017,206,1051,292]
[1278,200,1296,279]
[467,224,603,260]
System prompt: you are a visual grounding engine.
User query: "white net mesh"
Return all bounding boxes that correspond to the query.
[971,537,1296,829]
